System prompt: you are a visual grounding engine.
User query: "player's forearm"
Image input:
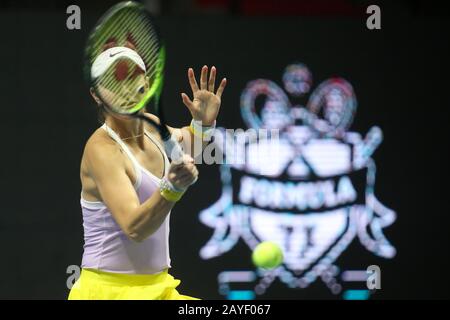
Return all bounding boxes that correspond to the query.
[125,193,176,242]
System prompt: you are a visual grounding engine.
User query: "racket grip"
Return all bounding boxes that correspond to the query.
[163,136,198,186]
[163,136,184,162]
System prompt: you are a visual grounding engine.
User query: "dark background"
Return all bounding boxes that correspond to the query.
[0,0,449,299]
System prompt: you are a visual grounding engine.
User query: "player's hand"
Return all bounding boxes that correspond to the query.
[167,154,198,190]
[181,65,227,126]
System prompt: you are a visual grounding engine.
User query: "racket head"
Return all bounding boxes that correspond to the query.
[84,1,165,117]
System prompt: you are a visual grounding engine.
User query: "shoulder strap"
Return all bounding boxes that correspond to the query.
[101,123,142,188]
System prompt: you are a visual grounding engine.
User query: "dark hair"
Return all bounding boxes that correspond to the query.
[97,103,106,124]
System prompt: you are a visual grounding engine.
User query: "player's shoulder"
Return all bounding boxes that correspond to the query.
[142,112,163,137]
[83,127,124,168]
[143,112,161,125]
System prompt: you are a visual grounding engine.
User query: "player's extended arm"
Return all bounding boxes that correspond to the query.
[86,140,197,242]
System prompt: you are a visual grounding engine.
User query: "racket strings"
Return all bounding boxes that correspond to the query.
[90,8,160,76]
[92,9,159,66]
[88,5,164,114]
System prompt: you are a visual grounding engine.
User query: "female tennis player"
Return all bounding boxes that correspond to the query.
[68,49,226,299]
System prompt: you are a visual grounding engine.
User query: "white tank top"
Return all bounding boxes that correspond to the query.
[80,124,171,274]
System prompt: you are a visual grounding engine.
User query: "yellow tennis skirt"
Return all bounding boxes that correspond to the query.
[68,268,199,300]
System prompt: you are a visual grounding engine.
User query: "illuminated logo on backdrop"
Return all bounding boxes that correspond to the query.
[198,63,396,298]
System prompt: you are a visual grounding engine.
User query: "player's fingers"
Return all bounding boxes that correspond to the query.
[200,65,208,90]
[181,93,195,112]
[179,167,199,184]
[190,175,198,185]
[170,160,186,172]
[183,154,194,164]
[208,66,216,92]
[177,162,197,177]
[188,68,199,93]
[175,166,197,182]
[216,78,227,98]
[173,171,191,183]
[171,154,193,171]
[192,166,199,178]
[182,163,194,173]
[189,167,199,184]
[177,176,195,187]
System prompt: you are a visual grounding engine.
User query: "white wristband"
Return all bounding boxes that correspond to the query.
[159,176,185,202]
[189,119,216,142]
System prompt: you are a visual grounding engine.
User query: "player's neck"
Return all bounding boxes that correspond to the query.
[105,115,145,145]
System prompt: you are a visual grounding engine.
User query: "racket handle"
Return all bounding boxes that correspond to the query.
[163,136,198,185]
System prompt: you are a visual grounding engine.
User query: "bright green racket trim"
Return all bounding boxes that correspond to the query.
[127,46,165,114]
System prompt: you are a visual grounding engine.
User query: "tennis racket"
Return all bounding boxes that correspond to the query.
[84,1,184,161]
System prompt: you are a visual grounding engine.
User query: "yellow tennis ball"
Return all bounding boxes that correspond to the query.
[252,241,283,269]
